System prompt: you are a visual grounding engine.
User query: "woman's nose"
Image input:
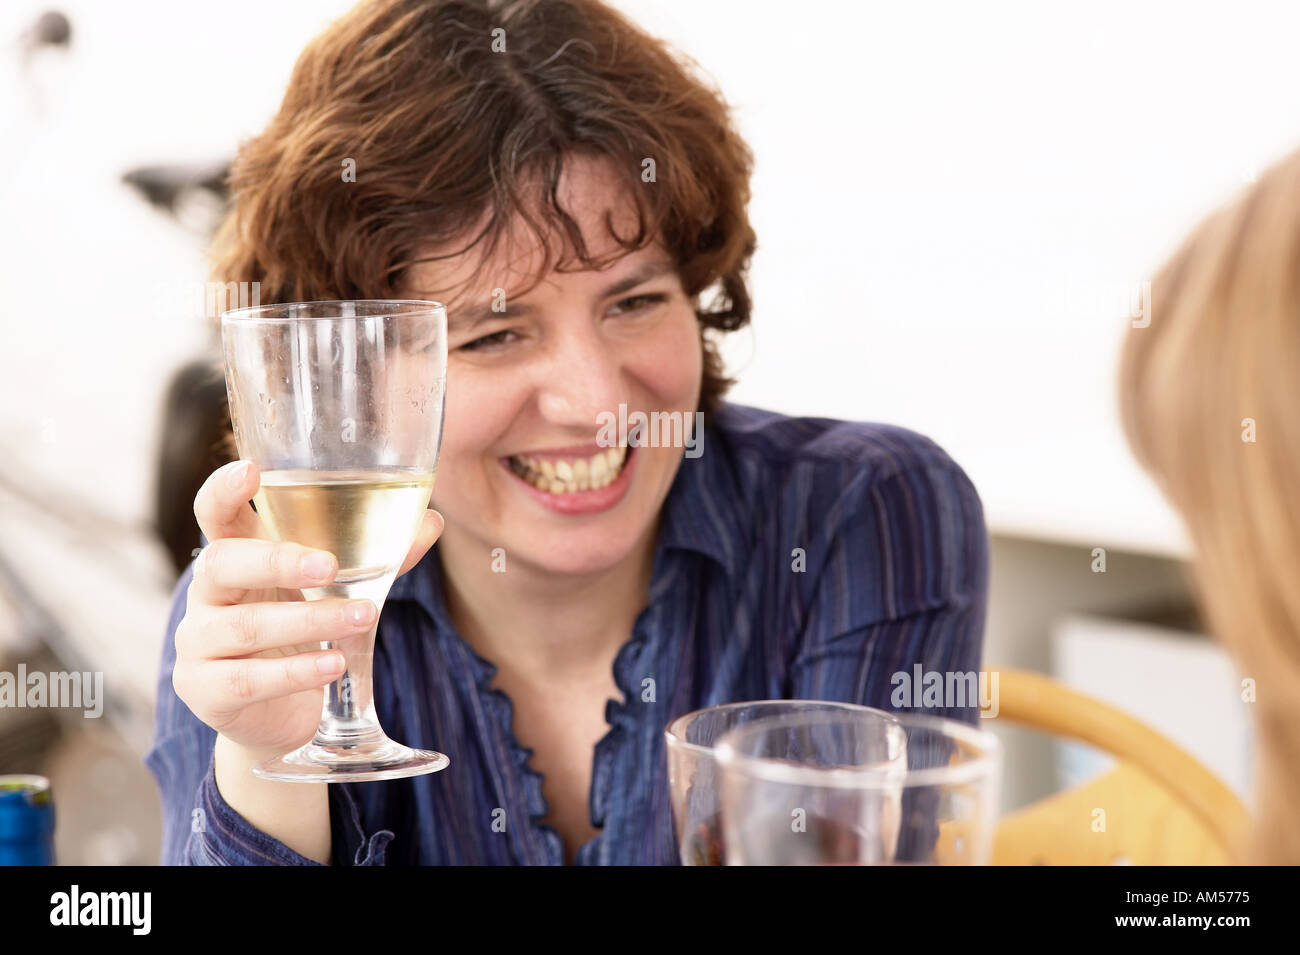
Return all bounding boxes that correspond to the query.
[534,329,624,428]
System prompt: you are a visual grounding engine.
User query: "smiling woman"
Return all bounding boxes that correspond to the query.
[145,0,990,866]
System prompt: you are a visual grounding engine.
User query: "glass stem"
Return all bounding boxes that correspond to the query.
[305,572,395,748]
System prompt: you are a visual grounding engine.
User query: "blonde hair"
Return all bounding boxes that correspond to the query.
[1118,147,1300,865]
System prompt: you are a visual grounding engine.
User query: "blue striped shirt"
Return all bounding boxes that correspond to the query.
[145,402,989,865]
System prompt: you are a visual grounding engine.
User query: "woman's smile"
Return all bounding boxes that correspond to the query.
[502,442,636,515]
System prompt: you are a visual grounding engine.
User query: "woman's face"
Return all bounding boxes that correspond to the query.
[400,157,704,578]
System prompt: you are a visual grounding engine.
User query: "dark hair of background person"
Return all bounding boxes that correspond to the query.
[153,357,231,575]
[204,0,758,459]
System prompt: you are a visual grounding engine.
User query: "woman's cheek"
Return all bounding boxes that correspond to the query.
[439,367,515,463]
[436,374,473,461]
[627,308,703,402]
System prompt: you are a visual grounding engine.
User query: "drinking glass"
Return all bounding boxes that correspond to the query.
[664,701,902,865]
[716,710,1001,864]
[221,300,448,782]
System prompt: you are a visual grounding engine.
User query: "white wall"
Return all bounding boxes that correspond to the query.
[618,0,1300,558]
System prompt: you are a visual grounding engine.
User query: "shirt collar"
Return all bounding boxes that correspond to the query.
[388,411,745,607]
[652,416,745,578]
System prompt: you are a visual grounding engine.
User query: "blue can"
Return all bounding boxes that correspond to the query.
[0,775,56,865]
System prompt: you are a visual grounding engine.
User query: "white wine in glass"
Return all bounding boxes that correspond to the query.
[253,468,436,586]
[222,300,449,783]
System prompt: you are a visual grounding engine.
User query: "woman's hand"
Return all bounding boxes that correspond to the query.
[171,459,444,760]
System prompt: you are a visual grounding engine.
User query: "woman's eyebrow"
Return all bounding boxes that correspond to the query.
[446,259,677,332]
[598,258,677,299]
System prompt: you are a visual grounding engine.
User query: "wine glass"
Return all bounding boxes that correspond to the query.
[220,300,448,782]
[664,701,902,865]
[715,710,1001,864]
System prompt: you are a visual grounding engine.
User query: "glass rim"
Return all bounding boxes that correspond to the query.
[664,699,897,759]
[713,709,1002,790]
[221,298,446,324]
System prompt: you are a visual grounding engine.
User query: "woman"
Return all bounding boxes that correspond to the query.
[1119,146,1300,866]
[146,0,988,865]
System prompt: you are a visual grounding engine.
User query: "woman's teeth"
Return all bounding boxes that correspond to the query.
[508,446,628,494]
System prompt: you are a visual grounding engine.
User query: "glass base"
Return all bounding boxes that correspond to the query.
[252,734,450,783]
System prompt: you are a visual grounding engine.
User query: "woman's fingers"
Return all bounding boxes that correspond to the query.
[397,508,444,578]
[179,597,378,660]
[174,651,347,713]
[190,536,338,606]
[194,460,265,546]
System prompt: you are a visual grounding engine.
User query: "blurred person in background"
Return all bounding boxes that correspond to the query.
[145,0,988,866]
[154,358,229,575]
[1119,145,1300,866]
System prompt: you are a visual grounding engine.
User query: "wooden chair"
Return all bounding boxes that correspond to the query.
[987,667,1249,865]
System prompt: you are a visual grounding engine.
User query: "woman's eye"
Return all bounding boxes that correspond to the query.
[459,329,518,352]
[607,293,667,316]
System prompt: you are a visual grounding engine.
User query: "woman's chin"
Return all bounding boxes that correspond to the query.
[501,529,645,578]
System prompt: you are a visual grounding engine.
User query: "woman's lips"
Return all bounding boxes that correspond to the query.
[499,445,636,515]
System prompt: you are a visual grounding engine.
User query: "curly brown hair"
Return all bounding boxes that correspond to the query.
[208,0,756,455]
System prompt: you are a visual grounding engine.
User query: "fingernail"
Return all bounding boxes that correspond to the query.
[316,653,345,675]
[301,552,334,580]
[347,600,375,626]
[227,461,250,488]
